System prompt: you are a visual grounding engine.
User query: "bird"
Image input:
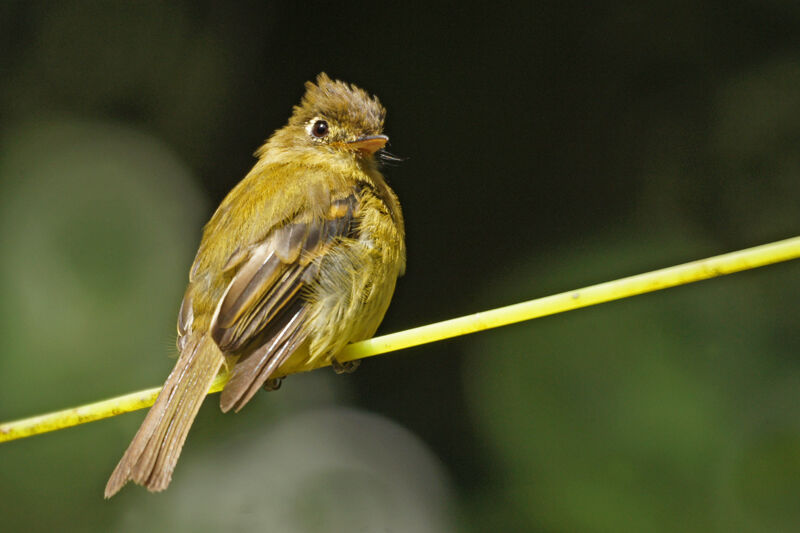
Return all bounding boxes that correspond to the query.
[104,73,406,497]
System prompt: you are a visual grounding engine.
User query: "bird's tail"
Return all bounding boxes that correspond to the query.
[104,334,224,498]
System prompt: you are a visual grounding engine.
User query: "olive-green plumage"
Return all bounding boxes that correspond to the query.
[105,73,405,497]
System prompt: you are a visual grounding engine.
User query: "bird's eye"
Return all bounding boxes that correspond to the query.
[311,119,329,138]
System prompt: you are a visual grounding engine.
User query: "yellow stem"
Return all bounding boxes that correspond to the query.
[1,235,799,443]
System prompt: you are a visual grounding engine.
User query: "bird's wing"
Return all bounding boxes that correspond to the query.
[211,191,359,412]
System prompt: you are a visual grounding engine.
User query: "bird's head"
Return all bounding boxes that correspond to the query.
[263,73,388,160]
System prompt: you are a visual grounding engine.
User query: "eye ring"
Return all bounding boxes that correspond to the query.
[311,119,329,138]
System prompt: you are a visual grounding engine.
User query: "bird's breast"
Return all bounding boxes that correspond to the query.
[301,190,406,365]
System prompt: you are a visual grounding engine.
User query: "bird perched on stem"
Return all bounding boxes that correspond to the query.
[105,73,406,497]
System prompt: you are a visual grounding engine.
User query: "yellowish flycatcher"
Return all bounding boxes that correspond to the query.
[105,73,405,497]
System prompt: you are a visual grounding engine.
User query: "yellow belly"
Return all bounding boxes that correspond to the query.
[281,197,405,374]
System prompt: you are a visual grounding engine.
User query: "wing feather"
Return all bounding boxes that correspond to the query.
[210,191,359,412]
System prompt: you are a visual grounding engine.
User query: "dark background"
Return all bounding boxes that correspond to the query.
[1,2,799,531]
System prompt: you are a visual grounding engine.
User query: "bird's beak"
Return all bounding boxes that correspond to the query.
[346,134,388,155]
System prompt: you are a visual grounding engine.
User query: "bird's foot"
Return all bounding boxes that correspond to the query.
[263,377,283,391]
[331,358,360,374]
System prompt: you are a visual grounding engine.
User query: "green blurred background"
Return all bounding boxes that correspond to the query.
[1,2,799,531]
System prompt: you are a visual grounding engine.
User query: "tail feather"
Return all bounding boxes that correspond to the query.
[220,307,308,413]
[104,335,224,498]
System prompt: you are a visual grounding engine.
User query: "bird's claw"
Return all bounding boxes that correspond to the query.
[331,358,360,374]
[263,377,282,391]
